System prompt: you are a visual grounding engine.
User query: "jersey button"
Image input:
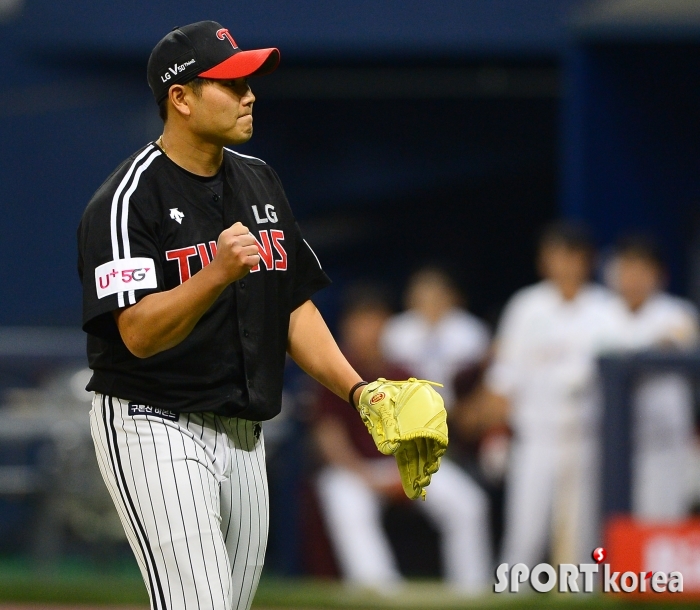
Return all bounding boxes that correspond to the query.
[243,330,250,338]
[212,194,220,202]
[240,281,246,288]
[248,379,254,388]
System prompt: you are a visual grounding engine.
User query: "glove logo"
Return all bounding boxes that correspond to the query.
[370,392,385,405]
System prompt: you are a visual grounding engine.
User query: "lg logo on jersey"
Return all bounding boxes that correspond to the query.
[166,230,287,284]
[252,204,277,224]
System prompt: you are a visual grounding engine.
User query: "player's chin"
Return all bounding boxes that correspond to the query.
[225,126,253,146]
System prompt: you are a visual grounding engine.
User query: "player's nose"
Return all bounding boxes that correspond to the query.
[243,84,255,104]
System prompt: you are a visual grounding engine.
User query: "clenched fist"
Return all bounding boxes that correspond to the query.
[211,222,260,283]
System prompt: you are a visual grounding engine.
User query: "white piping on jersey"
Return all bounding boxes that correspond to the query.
[108,145,162,307]
[110,146,154,262]
[224,147,266,164]
[303,239,323,269]
[121,150,161,305]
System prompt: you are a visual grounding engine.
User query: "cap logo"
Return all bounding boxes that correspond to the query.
[216,28,238,49]
[160,58,196,83]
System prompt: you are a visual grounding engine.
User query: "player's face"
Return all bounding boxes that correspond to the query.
[614,255,662,311]
[187,78,256,145]
[406,278,457,324]
[539,244,591,292]
[341,309,389,362]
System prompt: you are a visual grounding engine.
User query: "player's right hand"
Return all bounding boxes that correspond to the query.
[212,222,260,283]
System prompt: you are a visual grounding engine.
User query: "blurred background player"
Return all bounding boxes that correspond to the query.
[606,235,699,520]
[381,267,490,408]
[312,285,492,592]
[482,222,626,567]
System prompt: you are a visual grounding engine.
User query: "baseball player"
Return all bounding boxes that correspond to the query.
[76,21,411,610]
[606,235,699,520]
[78,20,447,610]
[484,223,627,567]
[382,267,490,408]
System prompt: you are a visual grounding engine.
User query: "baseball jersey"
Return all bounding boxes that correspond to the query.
[381,308,490,407]
[622,292,699,444]
[621,292,698,350]
[77,142,330,419]
[486,281,628,437]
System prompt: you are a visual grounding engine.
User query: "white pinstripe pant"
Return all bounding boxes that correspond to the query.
[90,393,269,610]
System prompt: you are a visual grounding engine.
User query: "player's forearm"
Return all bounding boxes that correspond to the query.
[287,300,363,402]
[115,262,231,358]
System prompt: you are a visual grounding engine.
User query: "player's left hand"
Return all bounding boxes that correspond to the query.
[356,378,448,500]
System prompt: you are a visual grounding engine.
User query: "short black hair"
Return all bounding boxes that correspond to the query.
[340,281,393,319]
[615,233,664,267]
[539,220,594,253]
[157,77,214,123]
[407,265,462,297]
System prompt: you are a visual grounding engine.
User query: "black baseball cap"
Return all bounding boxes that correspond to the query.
[147,21,280,104]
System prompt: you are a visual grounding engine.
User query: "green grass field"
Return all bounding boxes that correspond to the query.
[0,561,697,609]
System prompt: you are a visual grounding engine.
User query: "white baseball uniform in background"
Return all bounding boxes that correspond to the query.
[381,308,490,407]
[316,457,492,592]
[374,306,492,590]
[487,281,627,566]
[622,292,699,520]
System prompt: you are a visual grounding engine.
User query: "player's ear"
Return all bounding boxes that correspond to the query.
[168,84,192,118]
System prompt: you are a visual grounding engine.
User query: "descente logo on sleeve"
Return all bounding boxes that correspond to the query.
[95,258,158,299]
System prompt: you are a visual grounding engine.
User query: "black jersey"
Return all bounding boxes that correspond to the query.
[77,142,330,420]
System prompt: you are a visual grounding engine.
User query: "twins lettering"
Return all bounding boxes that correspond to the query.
[166,241,218,283]
[165,230,286,284]
[251,229,286,273]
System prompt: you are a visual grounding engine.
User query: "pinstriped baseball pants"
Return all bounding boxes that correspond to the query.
[90,393,269,610]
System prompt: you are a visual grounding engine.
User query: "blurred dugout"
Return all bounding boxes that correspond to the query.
[604,235,699,521]
[0,327,126,562]
[311,282,492,593]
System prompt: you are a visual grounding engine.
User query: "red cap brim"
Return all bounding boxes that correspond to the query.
[198,48,280,79]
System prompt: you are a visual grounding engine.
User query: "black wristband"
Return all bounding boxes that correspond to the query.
[348,381,369,410]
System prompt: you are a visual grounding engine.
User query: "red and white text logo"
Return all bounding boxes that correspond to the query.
[165,230,287,285]
[250,230,287,273]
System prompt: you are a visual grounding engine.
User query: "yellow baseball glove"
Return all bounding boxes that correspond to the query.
[356,378,448,500]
